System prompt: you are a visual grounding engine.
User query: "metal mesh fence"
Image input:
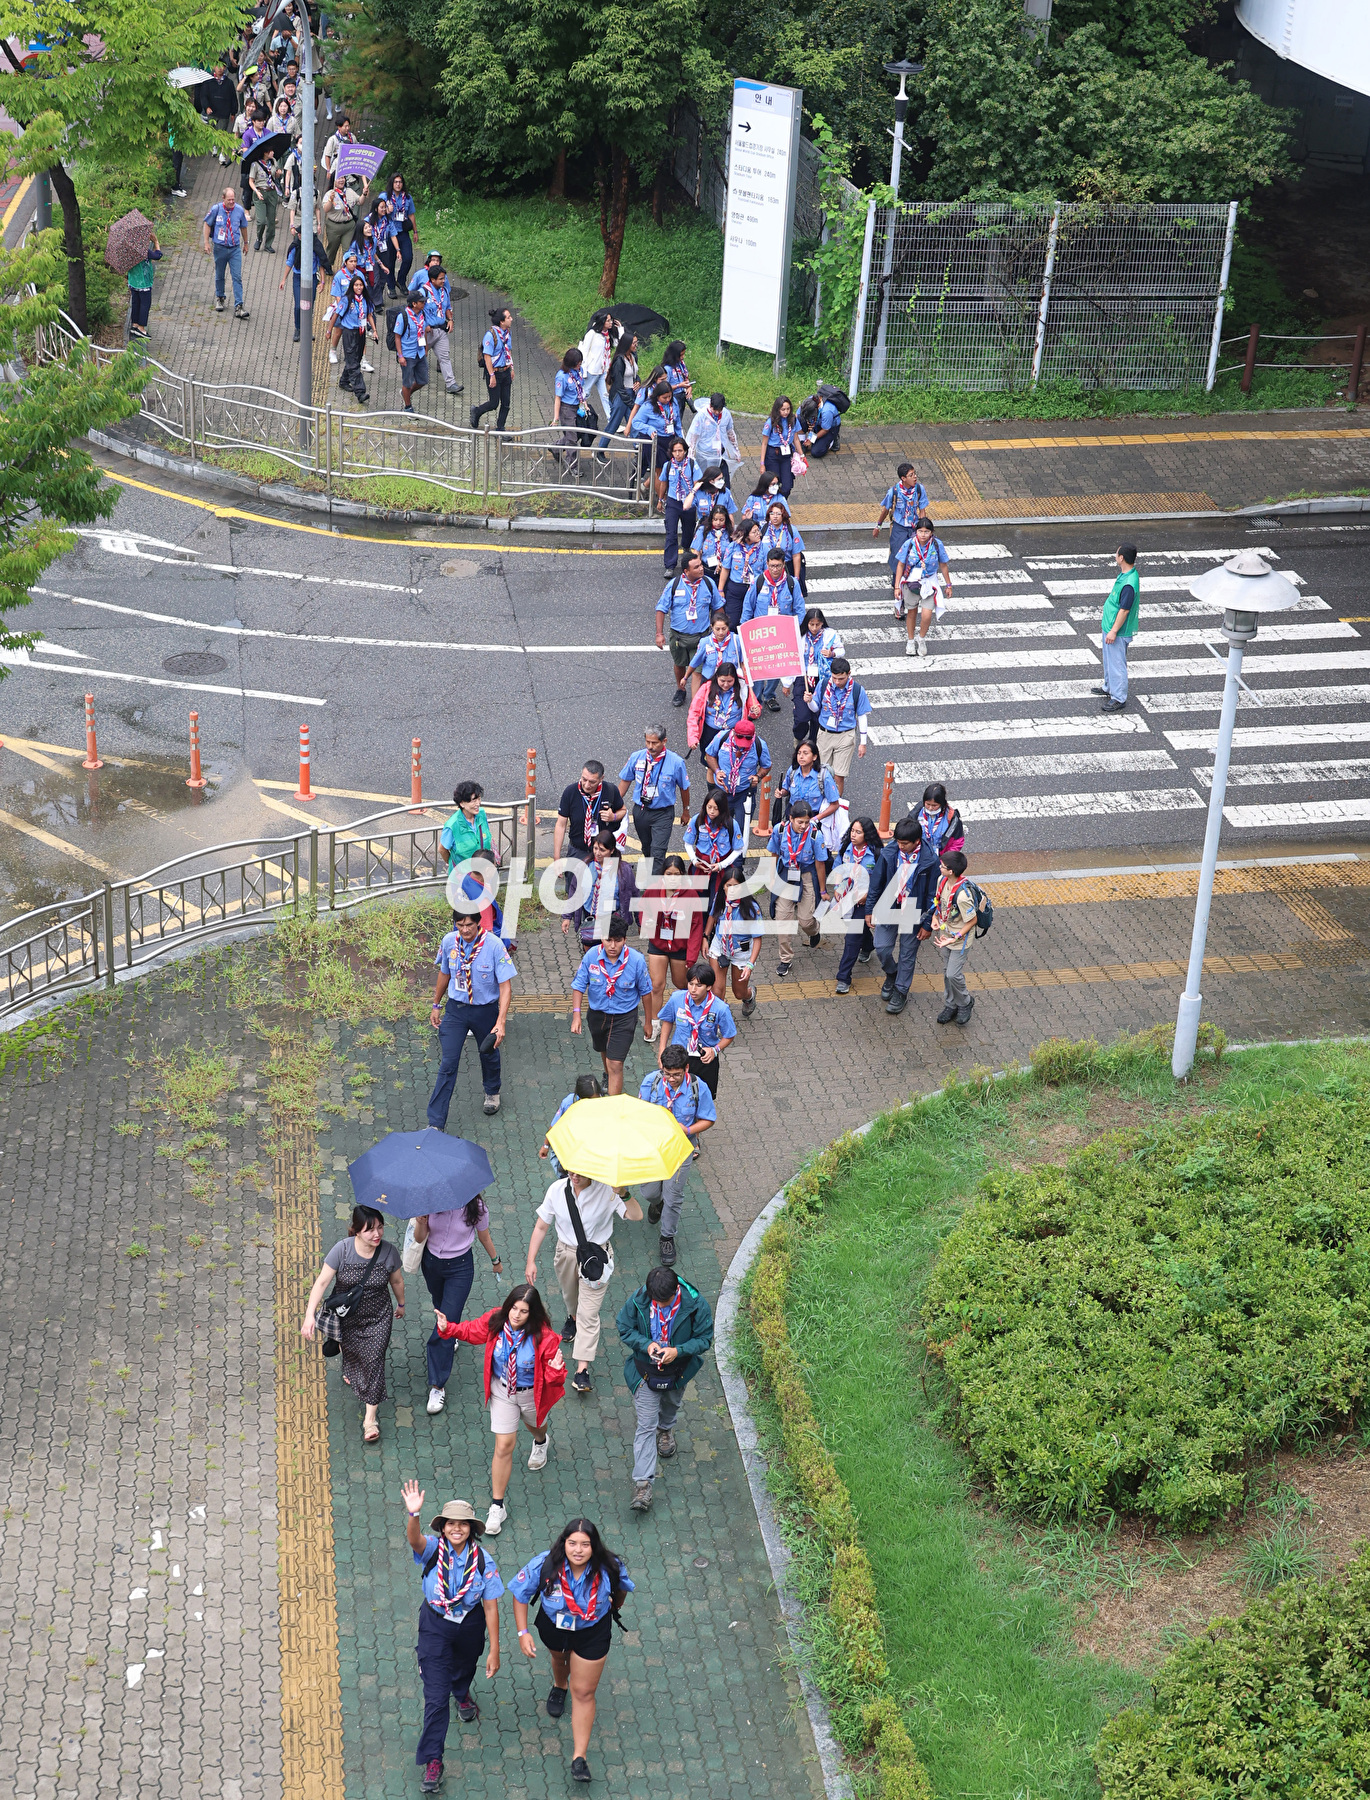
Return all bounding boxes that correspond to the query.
[855,201,1235,393]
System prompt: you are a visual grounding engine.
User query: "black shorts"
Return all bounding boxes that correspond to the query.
[588,1007,637,1060]
[534,1604,613,1663]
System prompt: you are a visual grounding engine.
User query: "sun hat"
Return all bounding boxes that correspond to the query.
[430,1498,484,1534]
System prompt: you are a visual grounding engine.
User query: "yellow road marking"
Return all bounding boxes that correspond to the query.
[271,1074,345,1800]
[795,492,1217,524]
[99,466,661,555]
[0,730,146,768]
[255,776,424,805]
[1,176,33,235]
[953,428,1370,451]
[1,739,74,776]
[0,806,119,875]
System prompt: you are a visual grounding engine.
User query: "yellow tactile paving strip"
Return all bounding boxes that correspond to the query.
[952,428,1370,451]
[273,1086,346,1800]
[795,492,1217,524]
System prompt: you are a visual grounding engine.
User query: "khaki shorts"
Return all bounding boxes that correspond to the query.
[668,628,704,668]
[489,1387,540,1434]
[817,727,856,779]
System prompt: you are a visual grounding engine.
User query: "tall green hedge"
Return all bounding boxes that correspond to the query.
[1096,1548,1370,1796]
[922,1096,1370,1529]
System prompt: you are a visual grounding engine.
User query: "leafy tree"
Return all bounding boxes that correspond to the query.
[0,232,146,671]
[916,0,1294,204]
[0,0,249,332]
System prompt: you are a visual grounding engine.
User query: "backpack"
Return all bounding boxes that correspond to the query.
[964,879,993,938]
[817,382,851,414]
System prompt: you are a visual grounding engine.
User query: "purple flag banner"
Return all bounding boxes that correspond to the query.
[336,141,387,181]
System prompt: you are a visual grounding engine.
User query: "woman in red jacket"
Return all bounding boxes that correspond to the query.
[435,1284,566,1537]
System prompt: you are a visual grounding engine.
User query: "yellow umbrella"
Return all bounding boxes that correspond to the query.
[546,1094,692,1187]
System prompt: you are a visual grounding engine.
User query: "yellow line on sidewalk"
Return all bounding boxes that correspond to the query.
[796,492,1217,523]
[953,428,1370,451]
[272,1072,346,1800]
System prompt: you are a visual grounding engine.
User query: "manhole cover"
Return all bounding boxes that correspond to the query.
[440,559,480,578]
[161,651,229,676]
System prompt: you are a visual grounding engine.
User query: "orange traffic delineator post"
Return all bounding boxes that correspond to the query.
[294,723,314,801]
[82,694,103,770]
[879,761,895,835]
[411,738,422,806]
[752,769,771,836]
[525,748,537,798]
[186,710,207,790]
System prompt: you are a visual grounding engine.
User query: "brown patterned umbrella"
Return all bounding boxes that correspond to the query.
[105,210,156,277]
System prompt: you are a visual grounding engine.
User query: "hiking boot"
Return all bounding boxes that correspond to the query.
[672,687,687,707]
[214,296,225,312]
[885,991,908,1015]
[659,1234,676,1265]
[630,1480,654,1511]
[741,994,756,1017]
[936,1004,958,1023]
[483,1093,500,1115]
[880,976,896,1001]
[656,1428,677,1459]
[648,1196,664,1224]
[234,304,250,321]
[955,997,976,1025]
[421,1760,443,1792]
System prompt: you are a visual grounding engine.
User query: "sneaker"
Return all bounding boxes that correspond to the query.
[215,297,226,313]
[234,305,250,321]
[880,976,896,1001]
[630,1480,654,1512]
[426,1386,445,1415]
[656,1428,677,1459]
[360,358,374,371]
[292,327,300,343]
[1100,698,1126,713]
[457,1698,479,1723]
[329,349,338,363]
[546,1685,568,1719]
[528,1434,548,1470]
[562,1315,576,1338]
[403,405,416,414]
[659,1234,676,1265]
[172,187,188,198]
[857,947,874,963]
[445,382,464,395]
[955,997,976,1025]
[836,980,852,995]
[805,933,821,948]
[741,994,756,1018]
[905,639,919,656]
[571,1757,592,1784]
[777,961,792,980]
[483,1500,507,1535]
[671,688,687,708]
[647,1017,661,1044]
[571,1369,591,1395]
[1091,684,1109,696]
[915,637,928,657]
[483,1094,500,1115]
[421,1759,443,1792]
[885,992,908,1015]
[648,1196,664,1224]
[765,697,782,713]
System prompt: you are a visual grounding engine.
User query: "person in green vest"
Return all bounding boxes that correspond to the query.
[126,235,163,342]
[1098,543,1140,714]
[441,780,495,870]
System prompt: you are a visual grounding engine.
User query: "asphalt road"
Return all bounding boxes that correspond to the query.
[1,461,1368,912]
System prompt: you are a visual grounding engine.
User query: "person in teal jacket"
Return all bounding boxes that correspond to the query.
[440,780,495,870]
[616,1267,714,1512]
[1098,543,1141,714]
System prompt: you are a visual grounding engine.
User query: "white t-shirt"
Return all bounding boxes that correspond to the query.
[537,1177,626,1250]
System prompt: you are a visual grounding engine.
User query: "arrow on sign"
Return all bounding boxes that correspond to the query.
[738,120,751,133]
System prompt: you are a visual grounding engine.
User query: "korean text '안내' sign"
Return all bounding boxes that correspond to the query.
[718,79,802,361]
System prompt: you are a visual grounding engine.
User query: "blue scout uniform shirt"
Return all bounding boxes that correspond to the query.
[490,1326,537,1388]
[883,479,929,526]
[416,1535,505,1616]
[638,1068,717,1129]
[702,687,745,737]
[768,818,825,871]
[662,456,701,502]
[434,930,517,1005]
[813,675,871,734]
[713,903,761,962]
[204,202,248,247]
[692,485,735,524]
[352,235,376,277]
[482,324,513,367]
[782,766,840,812]
[689,631,744,679]
[391,192,416,228]
[509,1552,634,1626]
[572,944,653,1014]
[741,494,776,525]
[548,1092,580,1132]
[799,626,842,684]
[395,307,427,359]
[724,538,765,587]
[692,524,731,570]
[815,400,841,433]
[337,291,371,331]
[421,280,452,328]
[763,416,797,450]
[682,817,735,865]
[409,264,433,291]
[706,730,771,793]
[658,991,736,1054]
[555,367,585,411]
[620,746,691,809]
[656,572,720,634]
[896,534,949,583]
[740,574,803,623]
[761,520,805,560]
[330,264,356,303]
[631,395,678,439]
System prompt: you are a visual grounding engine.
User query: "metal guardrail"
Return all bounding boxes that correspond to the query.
[34,316,652,512]
[0,798,534,1022]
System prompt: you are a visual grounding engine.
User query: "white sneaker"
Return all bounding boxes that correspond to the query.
[426,1386,445,1415]
[527,1435,548,1471]
[916,637,929,657]
[329,349,338,364]
[905,639,918,656]
[647,1018,661,1044]
[360,358,374,372]
[484,1500,507,1535]
[172,188,188,198]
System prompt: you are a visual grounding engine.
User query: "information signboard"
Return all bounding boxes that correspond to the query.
[739,613,803,687]
[718,79,803,364]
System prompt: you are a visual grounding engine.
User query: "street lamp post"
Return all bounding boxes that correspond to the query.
[297,3,317,451]
[868,58,922,393]
[1171,552,1301,1079]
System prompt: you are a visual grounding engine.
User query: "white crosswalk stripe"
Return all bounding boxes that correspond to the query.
[805,543,1011,568]
[801,537,1368,841]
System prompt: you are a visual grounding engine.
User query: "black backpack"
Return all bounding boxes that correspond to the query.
[817,382,851,414]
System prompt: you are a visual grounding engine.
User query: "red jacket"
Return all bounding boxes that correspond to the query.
[438,1307,566,1425]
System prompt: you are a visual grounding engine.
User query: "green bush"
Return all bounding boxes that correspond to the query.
[1095,1548,1370,1797]
[922,1095,1370,1528]
[68,153,173,328]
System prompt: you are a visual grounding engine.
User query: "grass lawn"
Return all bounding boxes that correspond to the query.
[758,1036,1370,1799]
[417,193,1341,424]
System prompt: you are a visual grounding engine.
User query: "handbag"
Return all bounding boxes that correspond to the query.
[563,1179,610,1284]
[317,1239,387,1356]
[401,1220,423,1275]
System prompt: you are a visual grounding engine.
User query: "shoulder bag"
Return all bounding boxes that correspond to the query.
[317,1240,388,1356]
[563,1179,610,1284]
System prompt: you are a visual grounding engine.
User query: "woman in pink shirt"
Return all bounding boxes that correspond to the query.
[415,1196,504,1418]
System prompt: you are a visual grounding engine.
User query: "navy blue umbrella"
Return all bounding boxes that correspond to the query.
[348,1128,494,1220]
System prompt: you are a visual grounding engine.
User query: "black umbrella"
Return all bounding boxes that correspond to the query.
[595,302,670,342]
[240,128,290,171]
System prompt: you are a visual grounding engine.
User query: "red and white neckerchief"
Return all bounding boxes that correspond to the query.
[499,1323,526,1396]
[680,991,714,1055]
[434,1538,481,1619]
[585,860,607,924]
[580,783,604,846]
[597,945,631,999]
[695,823,729,866]
[639,749,667,803]
[681,575,705,626]
[893,849,917,907]
[558,1561,602,1624]
[720,734,750,793]
[650,1289,682,1343]
[705,690,742,735]
[763,576,788,614]
[780,821,813,867]
[452,930,486,1000]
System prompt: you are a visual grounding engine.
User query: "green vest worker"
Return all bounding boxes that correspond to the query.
[1098,543,1141,713]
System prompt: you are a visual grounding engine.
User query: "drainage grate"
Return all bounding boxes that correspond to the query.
[161,651,229,676]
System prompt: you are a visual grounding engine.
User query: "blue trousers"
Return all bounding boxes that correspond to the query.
[427,998,501,1126]
[763,443,794,497]
[888,521,912,580]
[415,1601,485,1764]
[836,919,872,984]
[1102,636,1129,702]
[422,1247,474,1387]
[808,425,840,456]
[755,678,781,703]
[213,243,243,307]
[662,496,691,572]
[874,921,921,995]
